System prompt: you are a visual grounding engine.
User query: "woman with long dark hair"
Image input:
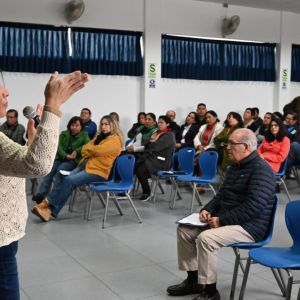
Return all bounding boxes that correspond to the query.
[135,115,175,201]
[258,117,290,172]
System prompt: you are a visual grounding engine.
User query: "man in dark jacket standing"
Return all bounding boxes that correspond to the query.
[167,128,276,300]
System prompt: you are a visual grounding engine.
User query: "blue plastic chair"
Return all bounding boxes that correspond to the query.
[89,154,142,228]
[153,147,195,204]
[239,199,300,300]
[81,158,118,220]
[174,151,218,212]
[274,158,291,202]
[229,195,279,300]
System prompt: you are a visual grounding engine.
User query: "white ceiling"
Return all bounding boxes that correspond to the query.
[196,0,300,14]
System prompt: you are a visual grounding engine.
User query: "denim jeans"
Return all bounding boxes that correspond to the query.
[48,168,104,217]
[0,241,19,300]
[36,160,76,198]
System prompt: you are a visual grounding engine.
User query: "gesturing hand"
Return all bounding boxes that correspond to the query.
[44,71,88,110]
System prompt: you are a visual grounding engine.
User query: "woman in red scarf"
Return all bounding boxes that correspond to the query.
[135,115,176,201]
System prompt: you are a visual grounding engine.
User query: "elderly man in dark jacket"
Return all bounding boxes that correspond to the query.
[167,128,276,300]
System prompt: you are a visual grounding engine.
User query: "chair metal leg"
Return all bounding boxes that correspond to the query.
[84,188,93,220]
[194,185,203,206]
[69,188,77,212]
[152,178,159,204]
[209,184,216,196]
[102,191,110,229]
[96,192,106,208]
[172,180,179,209]
[126,192,142,223]
[271,268,287,297]
[280,179,292,202]
[297,286,300,300]
[238,257,252,300]
[230,248,241,300]
[190,183,197,213]
[112,193,123,216]
[285,270,293,300]
[158,181,165,194]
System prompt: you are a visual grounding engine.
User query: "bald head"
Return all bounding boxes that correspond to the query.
[166,110,176,121]
[227,128,257,163]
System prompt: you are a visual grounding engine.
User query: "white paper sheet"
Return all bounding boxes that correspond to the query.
[177,213,208,227]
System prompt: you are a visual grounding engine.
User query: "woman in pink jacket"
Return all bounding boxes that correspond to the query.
[257,116,290,172]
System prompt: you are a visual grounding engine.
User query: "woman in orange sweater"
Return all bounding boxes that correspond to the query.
[257,116,290,172]
[32,115,123,221]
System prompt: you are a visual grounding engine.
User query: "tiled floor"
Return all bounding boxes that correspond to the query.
[19,178,300,300]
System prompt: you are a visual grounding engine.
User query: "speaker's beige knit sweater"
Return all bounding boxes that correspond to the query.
[0,107,60,247]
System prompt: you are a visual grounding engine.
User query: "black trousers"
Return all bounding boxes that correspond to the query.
[135,163,152,195]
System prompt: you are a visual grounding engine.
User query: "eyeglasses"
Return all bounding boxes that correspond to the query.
[221,141,247,147]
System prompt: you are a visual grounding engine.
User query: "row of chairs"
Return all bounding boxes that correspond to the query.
[151,148,219,212]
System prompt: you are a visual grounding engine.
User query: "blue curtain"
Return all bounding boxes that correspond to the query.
[162,35,276,81]
[291,44,300,82]
[0,22,143,76]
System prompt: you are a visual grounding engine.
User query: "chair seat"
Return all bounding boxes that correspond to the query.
[176,174,216,184]
[90,183,133,192]
[250,247,300,269]
[231,241,270,249]
[156,171,188,178]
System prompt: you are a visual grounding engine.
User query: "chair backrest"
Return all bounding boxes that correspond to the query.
[198,151,218,180]
[262,195,280,245]
[285,200,300,250]
[178,147,195,174]
[275,158,288,177]
[116,154,135,185]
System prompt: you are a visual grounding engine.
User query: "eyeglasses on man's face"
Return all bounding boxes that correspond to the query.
[221,140,247,147]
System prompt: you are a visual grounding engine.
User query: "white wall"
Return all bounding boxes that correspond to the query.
[1,0,300,133]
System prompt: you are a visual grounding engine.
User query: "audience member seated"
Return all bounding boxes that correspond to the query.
[80,107,97,139]
[252,107,263,130]
[257,116,290,172]
[196,103,207,127]
[126,113,157,153]
[243,107,259,133]
[31,115,123,222]
[193,110,223,156]
[214,112,243,170]
[0,109,26,145]
[167,129,276,300]
[135,115,176,201]
[283,96,300,116]
[127,112,146,139]
[32,116,90,204]
[110,112,120,123]
[273,111,284,121]
[257,112,272,144]
[177,112,200,150]
[284,111,299,142]
[287,130,300,176]
[166,110,181,142]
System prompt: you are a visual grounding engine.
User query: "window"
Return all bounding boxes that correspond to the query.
[0,22,143,76]
[162,35,276,81]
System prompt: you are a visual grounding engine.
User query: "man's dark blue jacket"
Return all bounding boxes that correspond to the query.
[202,151,276,242]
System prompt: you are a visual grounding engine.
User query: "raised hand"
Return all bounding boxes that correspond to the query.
[44,71,88,110]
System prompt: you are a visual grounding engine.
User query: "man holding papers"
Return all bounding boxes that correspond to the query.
[167,129,276,300]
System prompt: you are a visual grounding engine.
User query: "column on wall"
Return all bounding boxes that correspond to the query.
[273,11,293,112]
